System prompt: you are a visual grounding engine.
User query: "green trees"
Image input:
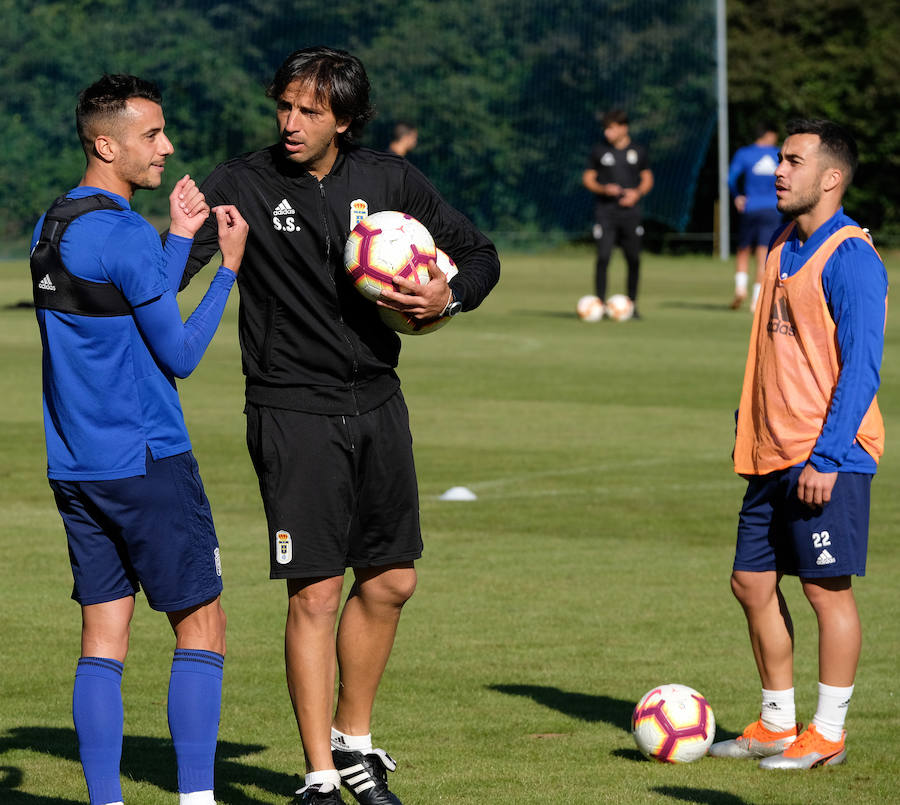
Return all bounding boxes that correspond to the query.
[726,0,900,238]
[0,0,271,237]
[4,0,898,243]
[1,0,718,240]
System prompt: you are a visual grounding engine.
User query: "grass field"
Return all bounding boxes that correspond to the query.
[2,246,899,804]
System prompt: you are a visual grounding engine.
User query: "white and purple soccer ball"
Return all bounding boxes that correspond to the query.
[378,248,459,335]
[343,210,437,302]
[632,683,716,763]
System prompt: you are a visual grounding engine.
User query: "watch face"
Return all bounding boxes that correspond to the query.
[447,301,463,317]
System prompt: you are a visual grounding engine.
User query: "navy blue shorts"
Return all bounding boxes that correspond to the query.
[734,466,871,578]
[245,392,423,579]
[737,209,783,249]
[50,450,223,611]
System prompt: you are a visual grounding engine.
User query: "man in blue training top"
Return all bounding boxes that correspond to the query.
[30,74,248,805]
[727,123,782,311]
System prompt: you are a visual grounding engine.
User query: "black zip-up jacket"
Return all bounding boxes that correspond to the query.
[181,145,500,415]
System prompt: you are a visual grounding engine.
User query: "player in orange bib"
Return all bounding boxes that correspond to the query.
[710,120,887,769]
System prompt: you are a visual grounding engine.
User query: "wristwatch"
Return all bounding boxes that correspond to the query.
[442,289,463,318]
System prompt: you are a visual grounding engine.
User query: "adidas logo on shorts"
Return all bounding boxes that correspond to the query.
[816,549,836,566]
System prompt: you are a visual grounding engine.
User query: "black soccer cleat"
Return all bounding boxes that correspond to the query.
[291,782,348,805]
[332,747,403,805]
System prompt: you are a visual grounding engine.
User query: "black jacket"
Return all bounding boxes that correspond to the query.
[182,145,500,415]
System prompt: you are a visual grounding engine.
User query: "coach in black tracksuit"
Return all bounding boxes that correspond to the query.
[582,108,653,315]
[179,48,499,805]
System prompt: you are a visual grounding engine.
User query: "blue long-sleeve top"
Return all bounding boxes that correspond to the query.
[138,234,235,378]
[774,208,888,473]
[32,186,235,480]
[728,144,779,213]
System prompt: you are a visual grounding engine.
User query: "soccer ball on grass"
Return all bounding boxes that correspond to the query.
[576,294,605,322]
[631,683,715,763]
[605,294,634,322]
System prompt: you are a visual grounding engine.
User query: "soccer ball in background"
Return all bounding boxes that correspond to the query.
[344,211,437,302]
[576,294,605,322]
[379,248,459,335]
[605,294,635,321]
[632,684,715,763]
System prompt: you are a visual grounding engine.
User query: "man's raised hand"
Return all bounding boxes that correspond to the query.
[168,175,210,239]
[213,205,249,273]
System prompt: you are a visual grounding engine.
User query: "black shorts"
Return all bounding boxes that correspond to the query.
[592,205,645,244]
[245,392,423,579]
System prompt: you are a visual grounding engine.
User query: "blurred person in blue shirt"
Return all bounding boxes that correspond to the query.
[728,123,782,311]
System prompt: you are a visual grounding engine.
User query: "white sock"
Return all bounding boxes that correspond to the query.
[180,792,215,805]
[750,282,762,311]
[760,687,796,732]
[331,726,372,754]
[735,271,748,294]
[812,682,853,742]
[304,769,342,791]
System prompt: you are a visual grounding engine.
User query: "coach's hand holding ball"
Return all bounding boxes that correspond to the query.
[344,210,459,335]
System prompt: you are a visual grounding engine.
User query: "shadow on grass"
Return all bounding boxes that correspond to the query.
[652,786,752,804]
[611,747,644,762]
[488,684,634,732]
[0,726,296,804]
[0,765,81,805]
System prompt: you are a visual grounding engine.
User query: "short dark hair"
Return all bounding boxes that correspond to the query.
[76,74,161,154]
[786,118,858,184]
[753,121,778,140]
[602,108,629,128]
[392,121,417,141]
[267,47,375,146]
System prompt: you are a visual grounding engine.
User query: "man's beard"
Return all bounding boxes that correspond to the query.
[777,186,821,219]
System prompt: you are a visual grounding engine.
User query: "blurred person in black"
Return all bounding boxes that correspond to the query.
[582,108,653,317]
[387,121,418,158]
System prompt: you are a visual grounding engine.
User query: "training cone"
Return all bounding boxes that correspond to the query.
[439,486,477,501]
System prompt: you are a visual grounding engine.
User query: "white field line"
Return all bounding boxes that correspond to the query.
[429,454,738,500]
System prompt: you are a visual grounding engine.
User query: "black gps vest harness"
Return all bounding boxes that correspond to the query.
[31,194,133,316]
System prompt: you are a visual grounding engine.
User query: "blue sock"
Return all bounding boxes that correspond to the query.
[167,649,224,794]
[73,657,124,805]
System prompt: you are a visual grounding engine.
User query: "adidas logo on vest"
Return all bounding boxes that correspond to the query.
[38,274,56,292]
